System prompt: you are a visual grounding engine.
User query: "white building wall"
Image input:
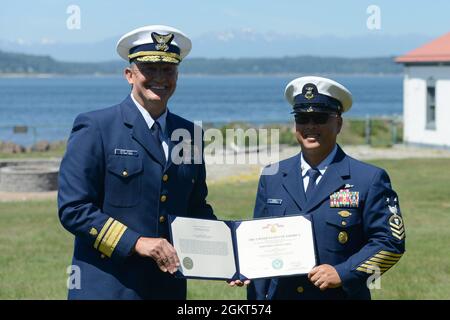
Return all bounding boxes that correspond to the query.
[403,66,450,147]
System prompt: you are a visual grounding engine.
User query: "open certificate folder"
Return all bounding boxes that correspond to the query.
[168,215,317,281]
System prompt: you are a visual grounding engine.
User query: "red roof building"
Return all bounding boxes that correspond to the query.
[396,32,450,64]
[396,31,450,148]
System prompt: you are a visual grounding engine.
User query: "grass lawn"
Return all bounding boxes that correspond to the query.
[0,158,449,299]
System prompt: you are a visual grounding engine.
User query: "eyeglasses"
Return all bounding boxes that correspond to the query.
[294,113,339,125]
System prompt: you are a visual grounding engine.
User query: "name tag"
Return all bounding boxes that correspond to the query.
[114,148,138,156]
[267,198,283,205]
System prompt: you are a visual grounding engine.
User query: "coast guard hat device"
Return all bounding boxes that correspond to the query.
[116,25,192,64]
[284,76,353,114]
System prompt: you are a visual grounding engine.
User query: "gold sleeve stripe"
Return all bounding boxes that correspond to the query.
[356,267,371,273]
[356,251,403,274]
[357,267,387,274]
[366,261,396,268]
[370,257,398,264]
[98,220,119,255]
[94,218,114,249]
[379,251,403,257]
[98,220,128,258]
[374,254,401,262]
[360,264,390,271]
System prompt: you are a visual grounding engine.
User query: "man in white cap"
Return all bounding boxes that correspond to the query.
[248,76,405,300]
[58,25,216,299]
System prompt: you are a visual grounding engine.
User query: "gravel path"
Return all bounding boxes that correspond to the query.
[1,144,449,201]
[205,144,450,182]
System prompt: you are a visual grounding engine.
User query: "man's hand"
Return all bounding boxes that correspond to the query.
[308,264,342,291]
[134,237,180,274]
[227,279,251,287]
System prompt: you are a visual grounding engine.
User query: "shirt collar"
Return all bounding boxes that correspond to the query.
[130,93,167,134]
[301,144,338,177]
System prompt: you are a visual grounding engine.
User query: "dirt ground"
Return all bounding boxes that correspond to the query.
[1,144,450,202]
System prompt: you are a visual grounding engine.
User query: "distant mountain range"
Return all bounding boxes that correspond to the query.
[0,30,431,62]
[0,49,404,75]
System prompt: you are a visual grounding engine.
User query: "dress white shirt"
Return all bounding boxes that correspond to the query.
[131,93,169,161]
[300,144,338,191]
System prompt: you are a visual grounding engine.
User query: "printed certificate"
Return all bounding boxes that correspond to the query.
[169,215,316,281]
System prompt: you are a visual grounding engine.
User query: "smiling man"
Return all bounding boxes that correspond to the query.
[58,25,215,299]
[247,76,406,300]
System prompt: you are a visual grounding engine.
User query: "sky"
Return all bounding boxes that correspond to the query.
[0,0,449,60]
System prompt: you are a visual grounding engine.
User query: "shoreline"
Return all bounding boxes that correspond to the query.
[0,72,404,79]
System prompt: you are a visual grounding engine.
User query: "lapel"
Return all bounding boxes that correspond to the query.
[282,153,307,211]
[165,111,180,170]
[120,95,166,167]
[304,145,350,213]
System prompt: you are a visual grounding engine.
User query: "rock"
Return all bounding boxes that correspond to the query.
[0,141,25,153]
[49,140,66,151]
[31,140,51,152]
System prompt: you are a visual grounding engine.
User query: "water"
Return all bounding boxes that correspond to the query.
[0,75,403,146]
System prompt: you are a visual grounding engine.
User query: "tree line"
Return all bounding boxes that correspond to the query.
[0,50,402,75]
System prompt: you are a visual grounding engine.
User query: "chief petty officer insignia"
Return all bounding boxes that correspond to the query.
[386,196,405,240]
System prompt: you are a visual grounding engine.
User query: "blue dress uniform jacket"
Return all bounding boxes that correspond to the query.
[247,146,405,300]
[58,95,215,299]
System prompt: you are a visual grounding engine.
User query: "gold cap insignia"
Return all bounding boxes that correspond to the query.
[304,86,314,100]
[151,32,174,52]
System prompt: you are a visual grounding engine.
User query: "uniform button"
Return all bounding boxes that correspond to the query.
[159,216,166,223]
[160,195,167,202]
[100,254,106,259]
[296,286,304,293]
[89,227,98,237]
[162,174,169,182]
[122,170,128,177]
[341,221,347,226]
[338,231,348,244]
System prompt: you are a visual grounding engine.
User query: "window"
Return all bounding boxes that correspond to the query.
[426,79,436,130]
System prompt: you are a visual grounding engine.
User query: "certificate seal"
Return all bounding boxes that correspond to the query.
[183,257,194,270]
[272,259,283,270]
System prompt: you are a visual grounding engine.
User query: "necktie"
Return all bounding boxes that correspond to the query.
[305,168,321,201]
[151,121,166,163]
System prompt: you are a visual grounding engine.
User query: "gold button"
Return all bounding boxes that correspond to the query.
[122,170,128,177]
[341,221,347,226]
[296,286,304,293]
[162,174,169,182]
[89,227,98,237]
[338,231,348,244]
[159,216,166,223]
[100,254,106,259]
[160,195,167,202]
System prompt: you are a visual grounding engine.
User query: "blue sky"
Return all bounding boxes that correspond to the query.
[1,0,449,42]
[0,0,449,60]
